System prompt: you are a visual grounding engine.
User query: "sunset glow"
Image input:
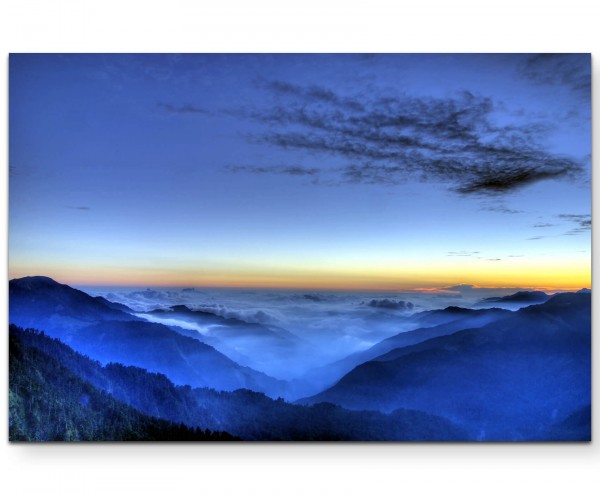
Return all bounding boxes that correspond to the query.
[9,54,590,292]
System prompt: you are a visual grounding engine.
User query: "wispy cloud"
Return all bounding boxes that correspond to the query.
[524,213,590,240]
[558,214,591,228]
[480,204,524,215]
[446,251,480,257]
[520,54,591,99]
[262,80,365,112]
[226,81,584,196]
[227,165,319,176]
[65,206,91,211]
[558,213,591,236]
[158,103,211,115]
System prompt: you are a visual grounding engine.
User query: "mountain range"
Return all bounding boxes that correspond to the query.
[9,276,286,397]
[142,304,310,377]
[300,292,591,440]
[473,290,551,309]
[300,306,512,393]
[8,275,591,441]
[10,324,467,440]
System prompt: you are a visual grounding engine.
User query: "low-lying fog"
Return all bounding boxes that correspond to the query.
[81,284,554,381]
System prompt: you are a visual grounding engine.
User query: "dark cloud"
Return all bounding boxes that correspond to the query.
[533,223,554,228]
[227,165,319,176]
[453,161,578,195]
[66,206,91,211]
[231,81,584,196]
[364,299,414,311]
[303,294,325,302]
[158,103,211,115]
[520,54,591,99]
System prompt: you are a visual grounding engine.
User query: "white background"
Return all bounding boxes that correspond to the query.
[1,1,599,493]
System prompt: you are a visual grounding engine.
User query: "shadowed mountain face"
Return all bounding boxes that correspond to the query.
[8,277,286,397]
[10,325,467,441]
[142,305,310,377]
[300,307,512,395]
[300,293,591,440]
[148,304,298,341]
[93,296,134,313]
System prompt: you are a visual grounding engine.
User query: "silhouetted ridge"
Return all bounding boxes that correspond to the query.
[94,296,134,313]
[441,306,471,313]
[149,304,233,323]
[475,290,550,307]
[9,275,136,331]
[10,275,60,288]
[407,305,506,328]
[301,292,591,440]
[8,275,287,397]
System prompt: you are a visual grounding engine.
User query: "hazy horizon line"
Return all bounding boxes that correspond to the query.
[9,273,588,294]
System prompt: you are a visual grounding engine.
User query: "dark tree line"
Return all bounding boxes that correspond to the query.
[9,326,237,441]
[9,325,467,441]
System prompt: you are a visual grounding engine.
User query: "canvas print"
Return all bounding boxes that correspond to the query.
[8,54,591,441]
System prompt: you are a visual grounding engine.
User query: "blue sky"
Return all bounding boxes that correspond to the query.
[9,54,591,289]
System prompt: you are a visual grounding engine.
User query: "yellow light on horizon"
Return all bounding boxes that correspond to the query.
[8,254,591,292]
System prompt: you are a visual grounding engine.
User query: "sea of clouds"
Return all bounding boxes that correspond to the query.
[79,284,551,380]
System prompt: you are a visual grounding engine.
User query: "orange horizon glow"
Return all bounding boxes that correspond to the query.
[8,261,591,293]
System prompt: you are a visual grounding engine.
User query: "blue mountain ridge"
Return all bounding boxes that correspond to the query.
[9,276,287,397]
[10,325,468,441]
[9,276,591,441]
[299,292,591,440]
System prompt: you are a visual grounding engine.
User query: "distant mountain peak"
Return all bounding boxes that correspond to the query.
[475,290,550,307]
[169,304,194,312]
[442,306,472,313]
[487,290,548,301]
[9,274,136,329]
[10,275,63,288]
